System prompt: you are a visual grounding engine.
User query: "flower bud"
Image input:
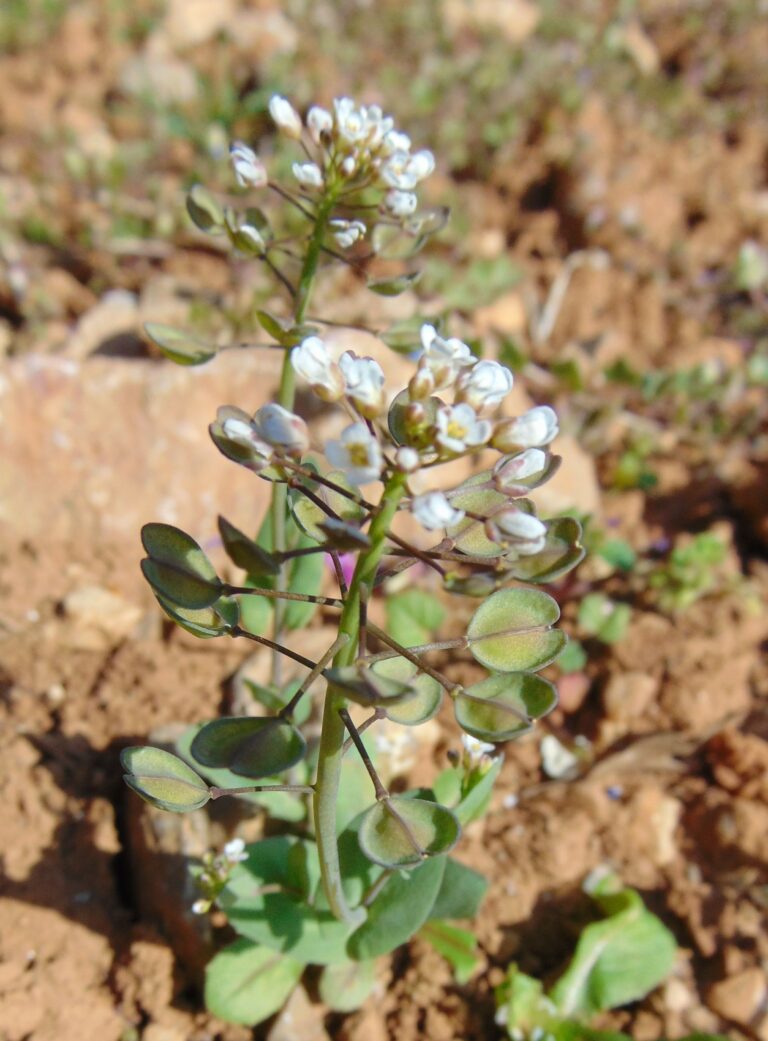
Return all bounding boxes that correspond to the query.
[269,95,303,138]
[494,449,547,488]
[229,141,267,188]
[408,363,435,400]
[492,406,559,452]
[394,446,420,473]
[307,105,333,144]
[456,359,513,410]
[384,189,418,218]
[291,336,344,402]
[411,491,465,531]
[292,162,323,189]
[252,403,309,457]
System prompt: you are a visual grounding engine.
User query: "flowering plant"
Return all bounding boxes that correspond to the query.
[124,95,584,1025]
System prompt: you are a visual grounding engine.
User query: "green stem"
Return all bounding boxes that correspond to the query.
[270,189,339,684]
[314,473,407,924]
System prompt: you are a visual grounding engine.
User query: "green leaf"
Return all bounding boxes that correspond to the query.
[434,756,504,826]
[141,523,221,608]
[550,874,677,1016]
[455,673,557,743]
[385,587,446,648]
[467,588,566,672]
[428,858,488,921]
[578,593,631,644]
[347,855,447,960]
[318,959,378,1012]
[176,725,307,820]
[190,717,306,779]
[154,593,239,638]
[557,639,588,674]
[326,664,416,708]
[447,477,508,557]
[367,271,421,296]
[244,678,312,727]
[358,796,460,868]
[144,323,217,366]
[504,517,585,584]
[204,939,303,1026]
[598,538,637,572]
[218,516,280,576]
[290,469,364,543]
[220,837,354,964]
[420,920,479,984]
[121,746,210,813]
[372,657,443,726]
[186,184,224,232]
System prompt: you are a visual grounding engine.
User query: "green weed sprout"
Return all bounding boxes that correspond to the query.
[122,95,584,1025]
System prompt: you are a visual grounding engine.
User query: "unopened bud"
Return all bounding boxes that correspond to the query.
[408,363,435,401]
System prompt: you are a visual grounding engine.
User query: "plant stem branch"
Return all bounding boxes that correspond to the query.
[366,622,461,692]
[209,783,314,799]
[339,708,388,800]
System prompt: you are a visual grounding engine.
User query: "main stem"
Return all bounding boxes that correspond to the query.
[314,473,407,923]
[270,190,338,684]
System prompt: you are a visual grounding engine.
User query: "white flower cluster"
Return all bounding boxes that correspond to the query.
[286,325,559,554]
[191,838,248,915]
[228,95,436,248]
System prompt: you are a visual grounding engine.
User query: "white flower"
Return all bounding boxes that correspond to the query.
[420,324,476,389]
[292,161,323,189]
[382,129,411,155]
[291,336,344,401]
[223,838,248,863]
[494,448,548,488]
[361,104,393,149]
[411,491,465,531]
[394,446,420,472]
[462,734,496,763]
[381,149,434,190]
[435,403,492,454]
[384,189,418,217]
[330,218,366,249]
[493,406,559,452]
[540,734,580,780]
[269,95,302,138]
[491,509,547,555]
[457,359,513,410]
[408,149,435,181]
[333,96,368,143]
[191,899,211,915]
[325,422,383,485]
[252,403,309,456]
[341,156,357,177]
[339,351,386,417]
[408,362,436,401]
[229,141,267,188]
[307,105,333,143]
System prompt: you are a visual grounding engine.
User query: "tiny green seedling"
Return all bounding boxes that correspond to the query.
[123,95,584,1025]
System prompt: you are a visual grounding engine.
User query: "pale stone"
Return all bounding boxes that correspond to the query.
[603,671,659,722]
[267,985,331,1041]
[160,0,236,48]
[61,585,144,650]
[474,290,528,336]
[707,968,767,1026]
[64,289,138,358]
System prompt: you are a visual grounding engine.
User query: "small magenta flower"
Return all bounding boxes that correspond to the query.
[493,406,559,452]
[291,337,344,401]
[339,351,386,417]
[269,95,303,138]
[325,422,383,485]
[330,219,366,249]
[457,359,513,410]
[307,105,333,143]
[252,403,309,457]
[292,162,323,189]
[229,142,267,188]
[411,491,465,531]
[435,403,492,454]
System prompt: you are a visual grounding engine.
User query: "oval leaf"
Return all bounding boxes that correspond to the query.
[373,657,443,726]
[142,523,219,579]
[121,745,210,812]
[190,717,306,779]
[467,588,566,672]
[358,796,460,869]
[326,665,416,708]
[186,184,224,232]
[218,515,280,576]
[144,322,216,366]
[318,959,378,1012]
[367,271,421,296]
[347,855,447,960]
[154,594,238,638]
[205,939,303,1026]
[141,557,222,609]
[503,516,585,584]
[455,673,558,743]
